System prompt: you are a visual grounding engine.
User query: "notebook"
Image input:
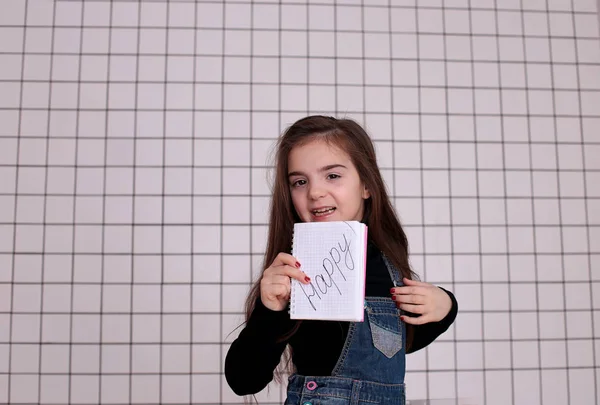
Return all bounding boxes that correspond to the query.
[290,221,368,322]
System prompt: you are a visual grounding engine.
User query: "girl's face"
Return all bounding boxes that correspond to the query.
[287,139,370,223]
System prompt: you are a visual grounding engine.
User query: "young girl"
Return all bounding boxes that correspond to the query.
[225,116,458,404]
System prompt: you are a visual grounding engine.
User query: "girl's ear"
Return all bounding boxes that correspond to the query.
[362,186,370,199]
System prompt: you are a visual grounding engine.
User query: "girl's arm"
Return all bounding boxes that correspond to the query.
[406,287,458,353]
[224,298,296,396]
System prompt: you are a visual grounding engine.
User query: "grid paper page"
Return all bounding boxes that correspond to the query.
[291,221,367,322]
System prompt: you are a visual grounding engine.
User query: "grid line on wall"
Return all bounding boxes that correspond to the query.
[1,364,597,373]
[4,138,600,146]
[2,165,600,170]
[6,0,28,402]
[189,0,197,402]
[545,1,571,403]
[412,2,431,399]
[2,334,596,343]
[0,249,600,252]
[246,0,255,400]
[1,332,597,342]
[3,52,600,61]
[305,0,311,115]
[519,0,545,403]
[6,77,600,86]
[219,0,226,402]
[127,2,142,402]
[3,224,600,231]
[334,0,339,116]
[47,0,600,15]
[3,26,600,38]
[466,1,488,402]
[37,1,57,403]
[159,1,168,403]
[2,55,600,68]
[4,279,600,286]
[441,0,460,401]
[2,194,600,200]
[570,0,599,402]
[360,0,366,128]
[1,365,598,376]
[99,0,114,402]
[2,109,600,117]
[66,1,86,404]
[494,1,516,404]
[387,0,396,242]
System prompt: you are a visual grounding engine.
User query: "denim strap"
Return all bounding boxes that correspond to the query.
[381,253,402,287]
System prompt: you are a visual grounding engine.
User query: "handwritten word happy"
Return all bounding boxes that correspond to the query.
[299,233,355,311]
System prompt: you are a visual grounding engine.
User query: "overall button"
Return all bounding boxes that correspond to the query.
[306,381,317,391]
[303,402,312,405]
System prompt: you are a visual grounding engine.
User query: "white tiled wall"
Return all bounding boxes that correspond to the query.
[0,0,599,404]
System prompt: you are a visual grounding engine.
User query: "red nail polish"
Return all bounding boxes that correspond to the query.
[304,276,311,283]
[390,288,395,294]
[295,262,301,268]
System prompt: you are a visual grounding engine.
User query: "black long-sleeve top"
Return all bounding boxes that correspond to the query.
[225,242,458,396]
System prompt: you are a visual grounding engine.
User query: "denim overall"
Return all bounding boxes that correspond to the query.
[285,254,406,405]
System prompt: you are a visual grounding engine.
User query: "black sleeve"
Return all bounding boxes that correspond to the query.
[406,287,458,354]
[224,298,297,396]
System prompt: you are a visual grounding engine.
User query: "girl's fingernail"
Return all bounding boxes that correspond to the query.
[295,262,301,268]
[304,276,311,283]
[390,288,395,294]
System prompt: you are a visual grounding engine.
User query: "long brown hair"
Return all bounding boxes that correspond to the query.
[244,115,418,376]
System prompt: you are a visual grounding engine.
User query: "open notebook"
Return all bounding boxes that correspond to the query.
[290,221,368,322]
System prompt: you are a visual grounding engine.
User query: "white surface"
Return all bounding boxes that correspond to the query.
[0,0,599,404]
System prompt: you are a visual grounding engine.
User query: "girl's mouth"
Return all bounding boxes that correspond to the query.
[311,207,336,217]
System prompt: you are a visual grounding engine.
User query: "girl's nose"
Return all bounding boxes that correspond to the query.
[308,185,326,200]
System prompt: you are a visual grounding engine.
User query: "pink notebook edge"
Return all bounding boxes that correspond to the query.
[360,225,368,322]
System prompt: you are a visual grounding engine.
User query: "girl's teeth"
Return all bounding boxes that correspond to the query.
[314,208,334,216]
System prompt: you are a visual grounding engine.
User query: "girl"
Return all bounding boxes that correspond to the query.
[225,116,458,404]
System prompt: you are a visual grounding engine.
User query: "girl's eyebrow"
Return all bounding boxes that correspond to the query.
[288,164,347,178]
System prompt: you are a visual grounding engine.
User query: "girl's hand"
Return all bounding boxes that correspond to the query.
[391,277,452,325]
[260,252,311,312]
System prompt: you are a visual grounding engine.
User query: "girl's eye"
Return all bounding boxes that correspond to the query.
[291,179,306,187]
[327,173,340,180]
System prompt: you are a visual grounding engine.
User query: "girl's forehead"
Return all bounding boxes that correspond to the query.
[290,138,348,159]
[287,139,355,174]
